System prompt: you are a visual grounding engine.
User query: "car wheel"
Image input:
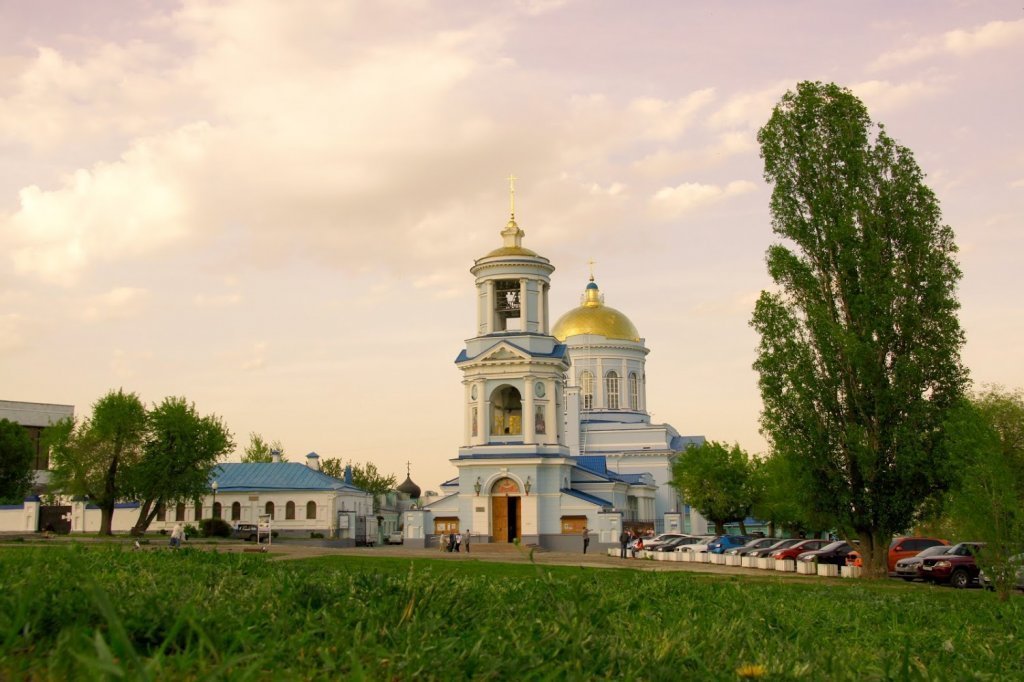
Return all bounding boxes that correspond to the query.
[901,577,914,582]
[949,569,970,589]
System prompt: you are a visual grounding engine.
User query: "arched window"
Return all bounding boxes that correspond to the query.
[307,501,317,519]
[580,371,594,410]
[195,502,202,521]
[213,502,222,519]
[490,385,523,435]
[286,501,296,520]
[629,372,639,410]
[156,504,166,522]
[175,502,185,521]
[231,501,241,520]
[606,371,620,409]
[265,501,275,520]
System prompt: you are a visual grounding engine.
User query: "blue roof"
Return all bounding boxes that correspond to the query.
[455,341,568,364]
[210,463,366,493]
[561,488,612,508]
[574,455,609,476]
[617,473,647,484]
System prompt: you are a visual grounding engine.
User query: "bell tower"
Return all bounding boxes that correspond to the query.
[455,179,570,457]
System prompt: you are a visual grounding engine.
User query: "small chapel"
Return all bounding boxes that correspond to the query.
[403,188,706,550]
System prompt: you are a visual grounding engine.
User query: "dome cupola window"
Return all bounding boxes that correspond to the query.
[494,279,521,331]
[580,371,594,410]
[605,371,620,410]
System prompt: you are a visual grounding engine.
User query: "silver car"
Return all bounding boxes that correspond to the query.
[979,553,1024,591]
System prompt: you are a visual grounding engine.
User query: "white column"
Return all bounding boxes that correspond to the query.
[595,359,605,408]
[519,279,528,331]
[523,377,535,444]
[463,381,472,445]
[542,283,550,334]
[486,280,496,334]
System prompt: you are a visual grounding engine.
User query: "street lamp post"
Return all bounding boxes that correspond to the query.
[211,481,219,519]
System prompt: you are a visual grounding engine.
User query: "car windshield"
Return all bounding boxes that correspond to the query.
[918,545,952,558]
[819,541,848,552]
[745,538,776,548]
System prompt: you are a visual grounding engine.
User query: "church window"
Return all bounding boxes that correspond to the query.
[286,501,296,520]
[629,372,639,410]
[606,371,620,410]
[175,502,185,522]
[231,502,241,520]
[156,504,166,522]
[265,501,275,520]
[307,501,317,519]
[490,385,523,436]
[195,502,202,520]
[213,502,222,519]
[494,280,522,331]
[580,371,594,410]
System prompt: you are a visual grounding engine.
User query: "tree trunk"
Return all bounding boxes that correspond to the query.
[714,519,726,534]
[100,455,119,535]
[739,519,748,535]
[768,521,776,538]
[131,498,163,535]
[99,502,115,536]
[857,530,889,579]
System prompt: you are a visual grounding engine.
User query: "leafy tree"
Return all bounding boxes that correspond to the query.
[0,419,35,504]
[241,432,286,462]
[943,387,1024,601]
[671,441,754,534]
[48,389,148,535]
[129,397,234,534]
[321,459,397,512]
[749,453,828,539]
[751,81,968,577]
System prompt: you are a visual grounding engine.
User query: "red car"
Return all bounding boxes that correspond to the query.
[920,542,985,588]
[770,539,829,561]
[846,536,949,573]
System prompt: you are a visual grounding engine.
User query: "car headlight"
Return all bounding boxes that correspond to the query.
[934,560,952,568]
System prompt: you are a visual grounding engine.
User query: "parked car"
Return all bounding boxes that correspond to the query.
[643,533,690,551]
[707,535,750,554]
[886,536,949,573]
[893,545,955,581]
[675,535,725,554]
[979,554,1024,592]
[232,523,259,541]
[386,531,404,545]
[770,539,830,561]
[747,538,803,559]
[796,540,858,566]
[920,542,985,588]
[726,538,780,556]
[651,535,703,552]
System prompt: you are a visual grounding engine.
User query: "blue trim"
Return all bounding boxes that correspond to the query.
[457,452,563,460]
[560,488,612,508]
[0,504,24,510]
[455,341,568,364]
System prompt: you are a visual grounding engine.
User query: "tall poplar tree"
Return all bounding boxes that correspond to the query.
[751,81,968,577]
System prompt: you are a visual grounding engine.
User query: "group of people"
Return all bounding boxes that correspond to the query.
[618,528,654,558]
[440,531,470,553]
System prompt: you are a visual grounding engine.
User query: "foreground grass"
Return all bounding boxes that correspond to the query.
[1,546,1021,680]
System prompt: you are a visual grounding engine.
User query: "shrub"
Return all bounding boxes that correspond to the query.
[184,524,199,538]
[199,518,232,538]
[310,532,324,539]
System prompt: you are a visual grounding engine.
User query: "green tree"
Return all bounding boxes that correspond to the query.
[671,441,753,534]
[241,432,286,462]
[943,387,1024,600]
[321,459,397,512]
[0,419,35,504]
[129,397,234,534]
[751,81,968,577]
[48,389,148,535]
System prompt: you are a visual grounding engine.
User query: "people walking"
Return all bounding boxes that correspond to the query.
[455,532,463,552]
[169,522,184,549]
[464,530,471,553]
[582,526,590,554]
[619,528,629,558]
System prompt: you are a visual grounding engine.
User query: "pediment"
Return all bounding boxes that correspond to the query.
[480,343,530,363]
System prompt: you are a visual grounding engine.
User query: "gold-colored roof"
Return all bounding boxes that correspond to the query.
[552,280,640,342]
[483,245,540,258]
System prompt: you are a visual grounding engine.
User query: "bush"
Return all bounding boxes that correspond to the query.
[199,518,232,538]
[310,532,324,539]
[184,524,199,538]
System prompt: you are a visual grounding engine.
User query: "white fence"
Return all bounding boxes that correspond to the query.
[0,499,140,533]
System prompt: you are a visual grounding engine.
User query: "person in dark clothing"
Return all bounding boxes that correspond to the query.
[582,527,590,554]
[619,529,630,558]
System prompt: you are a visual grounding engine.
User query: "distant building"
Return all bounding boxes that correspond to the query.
[0,400,74,491]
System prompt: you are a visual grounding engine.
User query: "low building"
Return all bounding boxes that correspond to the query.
[0,399,75,491]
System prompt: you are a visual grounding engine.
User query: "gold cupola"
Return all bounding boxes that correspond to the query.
[552,278,640,342]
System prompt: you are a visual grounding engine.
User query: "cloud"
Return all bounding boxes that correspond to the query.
[79,287,151,321]
[848,79,944,112]
[193,292,242,308]
[871,19,1024,70]
[649,180,757,219]
[0,313,28,353]
[241,341,268,371]
[707,82,791,131]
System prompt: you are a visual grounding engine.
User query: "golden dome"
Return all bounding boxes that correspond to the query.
[482,244,540,258]
[552,280,640,342]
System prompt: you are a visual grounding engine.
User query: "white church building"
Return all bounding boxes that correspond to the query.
[404,202,706,550]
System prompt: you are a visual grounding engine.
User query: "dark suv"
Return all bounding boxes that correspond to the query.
[920,542,985,588]
[233,523,259,541]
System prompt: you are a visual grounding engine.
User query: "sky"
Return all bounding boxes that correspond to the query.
[2,1,1022,490]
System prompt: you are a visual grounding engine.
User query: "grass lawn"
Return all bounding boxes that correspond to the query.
[1,544,1021,680]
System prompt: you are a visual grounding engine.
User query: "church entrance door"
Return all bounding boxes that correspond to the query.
[490,496,521,543]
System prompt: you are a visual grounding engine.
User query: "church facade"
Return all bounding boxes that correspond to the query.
[404,203,706,550]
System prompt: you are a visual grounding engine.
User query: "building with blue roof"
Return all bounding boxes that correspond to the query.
[405,197,707,551]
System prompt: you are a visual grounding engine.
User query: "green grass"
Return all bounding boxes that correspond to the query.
[1,546,1021,680]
